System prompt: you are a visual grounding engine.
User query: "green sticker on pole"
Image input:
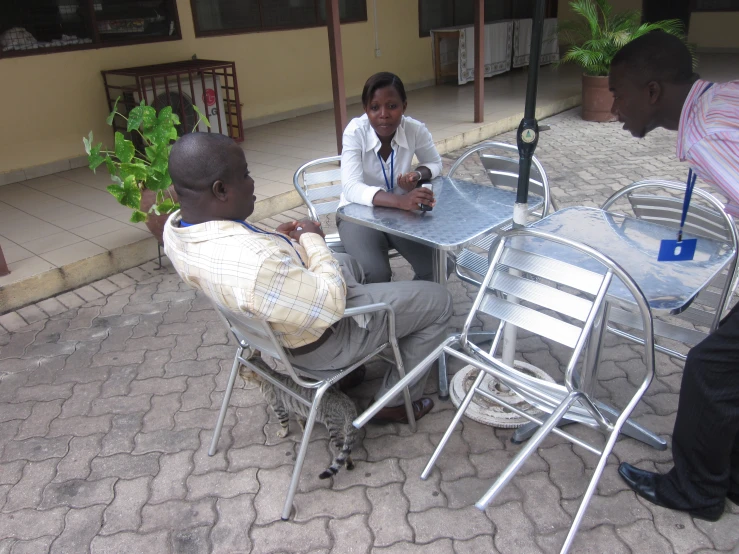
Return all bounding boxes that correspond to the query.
[521,129,536,143]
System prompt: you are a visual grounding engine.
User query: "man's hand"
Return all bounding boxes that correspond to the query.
[397,171,422,191]
[275,221,299,235]
[289,219,325,240]
[399,187,435,211]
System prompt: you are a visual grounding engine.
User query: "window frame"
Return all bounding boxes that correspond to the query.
[417,0,558,38]
[0,0,182,59]
[690,0,739,11]
[190,0,368,38]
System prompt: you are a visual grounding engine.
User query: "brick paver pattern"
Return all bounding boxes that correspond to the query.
[1,108,738,553]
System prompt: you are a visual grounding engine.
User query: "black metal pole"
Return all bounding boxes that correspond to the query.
[515,0,546,209]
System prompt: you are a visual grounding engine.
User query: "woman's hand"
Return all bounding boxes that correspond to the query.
[398,187,435,211]
[397,171,422,191]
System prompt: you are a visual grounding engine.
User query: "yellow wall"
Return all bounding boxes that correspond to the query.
[688,12,739,49]
[0,0,433,174]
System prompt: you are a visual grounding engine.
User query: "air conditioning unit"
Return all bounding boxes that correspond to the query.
[125,74,230,137]
[103,60,243,143]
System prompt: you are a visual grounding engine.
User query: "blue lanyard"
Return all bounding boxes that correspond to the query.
[180,218,305,267]
[678,169,698,242]
[379,150,394,191]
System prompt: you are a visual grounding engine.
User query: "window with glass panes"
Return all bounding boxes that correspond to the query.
[190,0,367,36]
[418,0,557,37]
[0,0,181,58]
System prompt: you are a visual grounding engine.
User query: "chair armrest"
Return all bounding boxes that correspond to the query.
[342,302,397,337]
[343,302,392,317]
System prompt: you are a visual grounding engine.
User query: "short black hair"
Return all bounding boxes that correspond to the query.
[611,31,695,84]
[361,72,407,107]
[168,132,239,197]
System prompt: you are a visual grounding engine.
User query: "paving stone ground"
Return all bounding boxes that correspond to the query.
[1,107,738,553]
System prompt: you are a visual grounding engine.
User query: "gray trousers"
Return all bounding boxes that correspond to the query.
[287,254,453,406]
[337,217,436,283]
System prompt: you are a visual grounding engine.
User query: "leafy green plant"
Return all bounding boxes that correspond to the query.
[559,0,690,77]
[83,98,208,223]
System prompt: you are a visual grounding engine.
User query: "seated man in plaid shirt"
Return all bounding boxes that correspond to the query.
[164,132,452,423]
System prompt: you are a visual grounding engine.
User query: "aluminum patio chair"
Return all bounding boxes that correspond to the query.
[435,141,556,400]
[293,155,400,259]
[447,141,556,288]
[209,300,416,520]
[600,179,739,360]
[293,156,345,253]
[354,228,655,554]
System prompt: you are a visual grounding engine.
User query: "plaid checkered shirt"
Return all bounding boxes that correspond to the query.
[163,211,347,349]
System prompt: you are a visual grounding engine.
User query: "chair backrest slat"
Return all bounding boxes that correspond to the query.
[485,169,546,198]
[629,194,732,241]
[710,271,729,290]
[500,248,604,296]
[696,288,722,307]
[304,168,342,187]
[446,142,553,219]
[490,271,594,322]
[307,183,343,202]
[314,200,341,216]
[293,155,343,221]
[480,153,545,182]
[479,294,582,348]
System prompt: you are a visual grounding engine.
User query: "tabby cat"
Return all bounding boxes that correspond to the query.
[241,359,359,479]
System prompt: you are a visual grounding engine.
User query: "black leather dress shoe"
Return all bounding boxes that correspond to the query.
[370,397,434,424]
[618,463,723,522]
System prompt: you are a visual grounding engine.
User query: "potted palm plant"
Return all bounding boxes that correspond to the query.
[560,0,689,122]
[83,99,208,244]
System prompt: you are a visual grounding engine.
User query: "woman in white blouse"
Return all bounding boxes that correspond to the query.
[337,72,443,283]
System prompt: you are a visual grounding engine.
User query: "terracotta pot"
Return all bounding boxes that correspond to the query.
[581,74,617,122]
[140,187,178,246]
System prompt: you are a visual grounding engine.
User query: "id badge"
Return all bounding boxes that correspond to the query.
[658,239,697,262]
[659,169,698,262]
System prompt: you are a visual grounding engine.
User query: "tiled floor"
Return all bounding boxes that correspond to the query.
[1,52,736,293]
[0,168,152,281]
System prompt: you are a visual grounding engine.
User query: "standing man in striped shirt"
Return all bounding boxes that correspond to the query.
[608,31,739,522]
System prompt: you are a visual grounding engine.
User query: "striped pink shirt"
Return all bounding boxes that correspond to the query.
[677,79,739,218]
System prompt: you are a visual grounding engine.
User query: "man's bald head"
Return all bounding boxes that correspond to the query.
[169,132,241,197]
[168,132,256,224]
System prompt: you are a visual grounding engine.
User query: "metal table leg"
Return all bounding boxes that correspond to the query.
[433,249,448,286]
